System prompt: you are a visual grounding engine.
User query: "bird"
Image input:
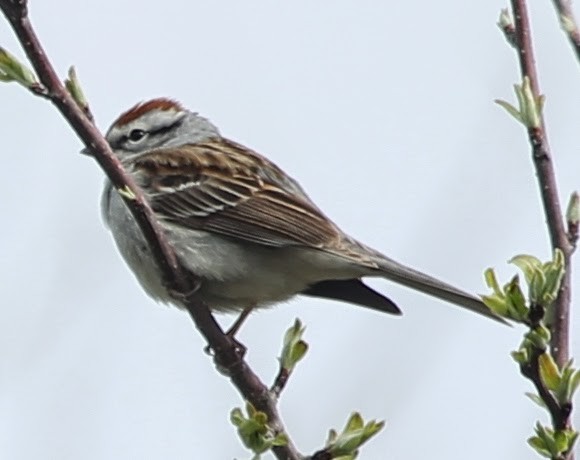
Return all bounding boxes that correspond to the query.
[98,97,500,326]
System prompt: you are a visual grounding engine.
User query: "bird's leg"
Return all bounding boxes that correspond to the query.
[226,305,255,338]
[165,277,202,306]
[204,306,254,360]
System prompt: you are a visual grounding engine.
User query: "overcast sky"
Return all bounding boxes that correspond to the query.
[1,1,579,459]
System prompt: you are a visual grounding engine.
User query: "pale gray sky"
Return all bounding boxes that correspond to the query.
[1,1,579,459]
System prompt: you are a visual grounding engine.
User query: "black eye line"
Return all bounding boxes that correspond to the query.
[150,117,183,136]
[122,118,184,145]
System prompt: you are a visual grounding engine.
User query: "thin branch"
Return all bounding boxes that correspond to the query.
[520,349,572,432]
[0,1,301,459]
[521,300,571,433]
[550,0,580,65]
[509,0,573,369]
[271,368,290,398]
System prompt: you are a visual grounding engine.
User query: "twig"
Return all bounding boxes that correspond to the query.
[521,303,571,432]
[509,0,573,369]
[520,349,572,432]
[0,2,301,458]
[550,0,580,65]
[271,367,291,399]
[271,319,308,399]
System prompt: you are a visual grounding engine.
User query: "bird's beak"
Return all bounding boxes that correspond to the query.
[80,146,92,156]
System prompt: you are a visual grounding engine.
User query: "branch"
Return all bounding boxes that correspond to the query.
[0,2,301,458]
[484,253,577,458]
[550,0,580,65]
[509,0,573,369]
[520,348,571,432]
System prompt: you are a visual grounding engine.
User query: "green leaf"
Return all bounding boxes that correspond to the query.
[541,249,565,305]
[280,319,308,372]
[484,268,502,294]
[525,392,547,409]
[510,254,542,285]
[556,362,580,404]
[64,66,90,112]
[538,353,560,391]
[230,402,287,456]
[0,47,38,87]
[326,413,384,458]
[520,76,542,128]
[535,324,551,342]
[326,428,338,445]
[345,413,364,432]
[271,432,288,447]
[511,349,529,364]
[535,423,558,456]
[514,82,525,119]
[499,77,544,129]
[529,268,547,305]
[495,99,523,123]
[505,276,528,321]
[569,368,580,397]
[524,327,549,350]
[554,430,569,454]
[528,435,551,458]
[481,294,508,317]
[231,407,244,426]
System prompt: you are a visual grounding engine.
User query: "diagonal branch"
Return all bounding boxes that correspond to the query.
[0,1,301,459]
[509,0,574,369]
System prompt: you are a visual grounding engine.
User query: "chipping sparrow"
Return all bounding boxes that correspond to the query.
[99,98,500,323]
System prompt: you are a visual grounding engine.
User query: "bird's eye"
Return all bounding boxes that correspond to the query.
[127,129,146,143]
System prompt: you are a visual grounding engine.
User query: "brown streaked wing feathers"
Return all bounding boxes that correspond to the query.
[133,140,342,248]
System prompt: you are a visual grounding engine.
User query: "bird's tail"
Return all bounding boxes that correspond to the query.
[374,255,506,324]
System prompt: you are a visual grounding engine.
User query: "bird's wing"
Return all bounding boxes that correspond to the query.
[131,138,357,252]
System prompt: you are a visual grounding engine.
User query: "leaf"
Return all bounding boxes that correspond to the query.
[511,349,529,364]
[497,78,544,128]
[230,402,287,456]
[495,99,522,123]
[538,353,561,391]
[481,294,508,317]
[525,392,547,409]
[520,76,542,128]
[505,276,528,321]
[510,254,542,285]
[484,268,502,294]
[541,249,565,304]
[528,435,551,458]
[326,413,384,457]
[529,268,546,305]
[345,413,364,432]
[64,66,88,110]
[554,430,569,454]
[280,318,308,372]
[556,363,580,404]
[569,369,580,398]
[0,47,38,87]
